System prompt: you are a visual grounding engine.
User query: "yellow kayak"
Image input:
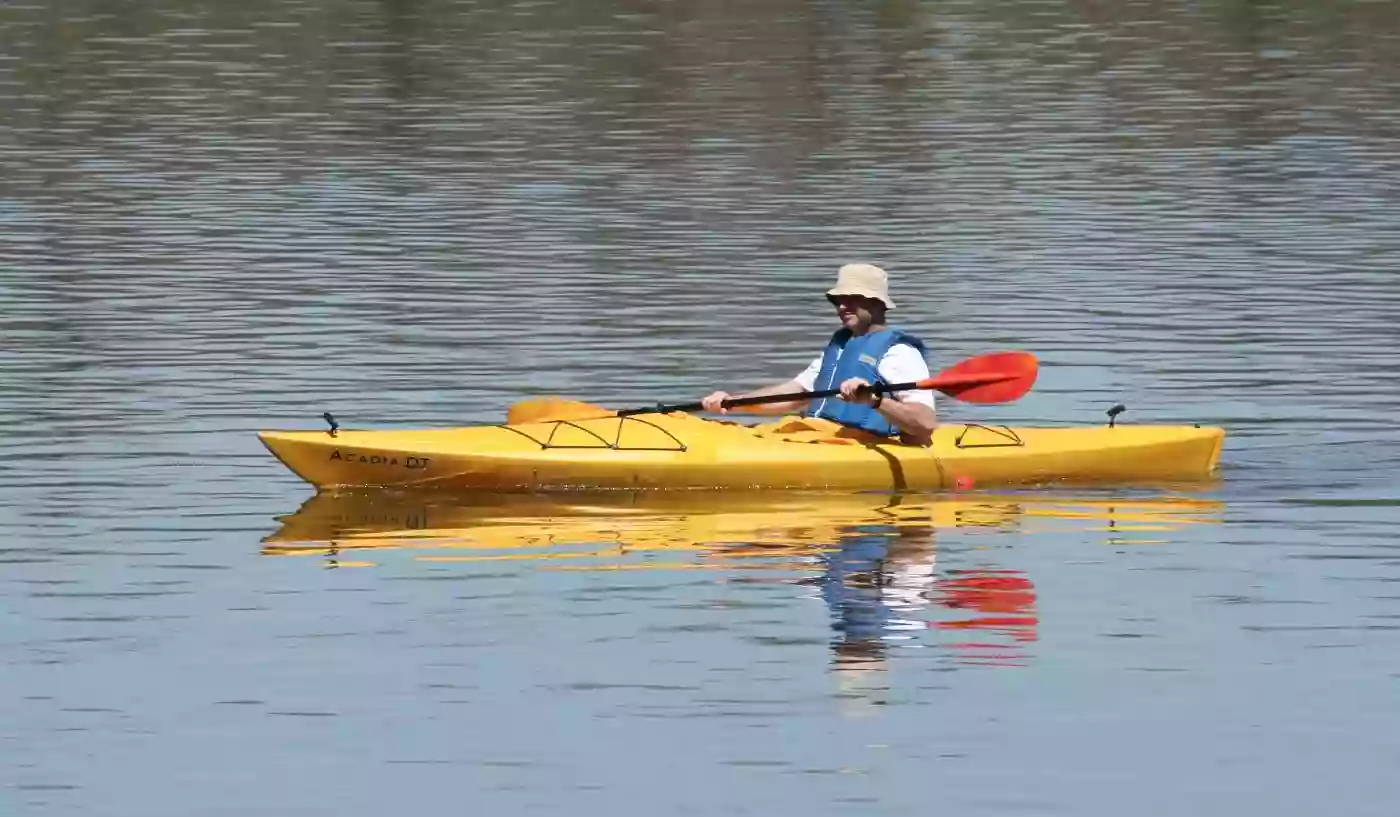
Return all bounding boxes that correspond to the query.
[257,412,1224,492]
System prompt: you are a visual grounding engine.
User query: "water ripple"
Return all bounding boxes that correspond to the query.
[5,2,1400,815]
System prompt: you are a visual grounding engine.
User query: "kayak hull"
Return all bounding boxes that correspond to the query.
[257,414,1224,492]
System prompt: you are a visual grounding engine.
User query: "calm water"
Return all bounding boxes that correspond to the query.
[4,0,1400,814]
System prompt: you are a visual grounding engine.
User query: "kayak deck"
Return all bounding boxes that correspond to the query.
[257,413,1225,492]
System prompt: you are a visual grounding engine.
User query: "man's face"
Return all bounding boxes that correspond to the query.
[828,294,882,332]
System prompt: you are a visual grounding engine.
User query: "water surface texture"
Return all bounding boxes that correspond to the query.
[3,1,1400,815]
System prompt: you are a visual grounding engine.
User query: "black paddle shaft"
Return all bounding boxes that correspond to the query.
[615,380,924,417]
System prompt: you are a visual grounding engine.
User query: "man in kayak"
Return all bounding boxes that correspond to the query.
[700,263,939,446]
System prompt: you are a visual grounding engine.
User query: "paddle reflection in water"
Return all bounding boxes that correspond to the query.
[262,489,1221,693]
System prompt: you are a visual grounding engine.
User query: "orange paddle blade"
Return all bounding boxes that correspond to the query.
[917,351,1037,404]
[505,397,617,425]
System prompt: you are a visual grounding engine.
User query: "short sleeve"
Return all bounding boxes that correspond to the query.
[877,345,935,409]
[794,355,823,391]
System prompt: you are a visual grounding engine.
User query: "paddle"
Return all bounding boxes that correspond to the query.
[506,351,1037,424]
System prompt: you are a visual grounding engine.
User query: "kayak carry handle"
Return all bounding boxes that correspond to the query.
[323,412,339,437]
[1106,404,1126,428]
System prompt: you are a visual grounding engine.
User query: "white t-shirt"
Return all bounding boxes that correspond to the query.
[794,343,936,410]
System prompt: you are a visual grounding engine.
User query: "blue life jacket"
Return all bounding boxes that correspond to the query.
[808,327,928,437]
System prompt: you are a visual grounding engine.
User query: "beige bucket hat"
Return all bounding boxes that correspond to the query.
[826,263,895,309]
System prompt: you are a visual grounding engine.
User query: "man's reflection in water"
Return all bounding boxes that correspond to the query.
[814,518,1038,710]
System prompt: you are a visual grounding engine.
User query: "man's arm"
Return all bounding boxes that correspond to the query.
[701,355,821,416]
[701,379,811,415]
[873,394,937,446]
[836,378,937,445]
[847,343,940,445]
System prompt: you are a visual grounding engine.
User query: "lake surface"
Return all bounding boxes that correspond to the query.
[3,1,1400,814]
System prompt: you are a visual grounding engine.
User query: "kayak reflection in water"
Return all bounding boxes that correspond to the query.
[814,520,1039,709]
[700,263,940,446]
